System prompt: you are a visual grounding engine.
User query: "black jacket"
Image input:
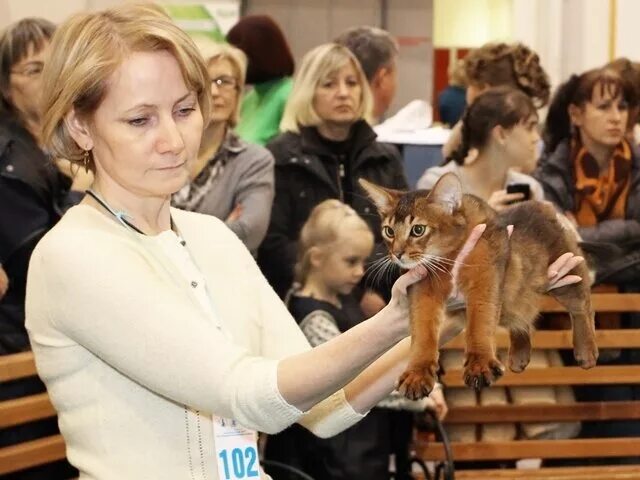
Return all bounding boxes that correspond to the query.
[0,118,79,354]
[534,140,640,285]
[258,121,408,297]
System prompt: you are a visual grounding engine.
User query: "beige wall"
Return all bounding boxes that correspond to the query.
[0,0,434,117]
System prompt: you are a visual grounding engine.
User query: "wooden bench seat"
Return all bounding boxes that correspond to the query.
[415,292,640,478]
[0,351,64,475]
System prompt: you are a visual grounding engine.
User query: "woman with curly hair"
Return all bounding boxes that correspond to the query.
[441,42,551,159]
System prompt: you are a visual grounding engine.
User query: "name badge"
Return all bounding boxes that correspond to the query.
[214,416,260,479]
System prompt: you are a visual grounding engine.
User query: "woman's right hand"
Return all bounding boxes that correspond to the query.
[0,264,8,300]
[488,189,525,212]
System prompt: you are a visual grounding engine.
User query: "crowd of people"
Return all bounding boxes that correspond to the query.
[0,3,639,479]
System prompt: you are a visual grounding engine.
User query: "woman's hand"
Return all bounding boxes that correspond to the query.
[360,290,387,317]
[488,189,525,212]
[225,204,243,223]
[547,253,584,290]
[427,383,448,420]
[0,265,8,299]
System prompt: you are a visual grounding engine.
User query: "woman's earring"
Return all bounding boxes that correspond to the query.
[83,149,90,173]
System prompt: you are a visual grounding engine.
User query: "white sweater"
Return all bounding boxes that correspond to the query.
[25,205,363,480]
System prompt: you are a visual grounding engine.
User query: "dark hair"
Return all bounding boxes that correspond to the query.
[0,17,55,117]
[226,15,294,84]
[448,87,537,165]
[544,67,637,154]
[606,57,640,127]
[334,26,398,81]
[464,42,551,108]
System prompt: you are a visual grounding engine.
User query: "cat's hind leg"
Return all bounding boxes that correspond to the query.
[547,261,598,369]
[508,324,532,373]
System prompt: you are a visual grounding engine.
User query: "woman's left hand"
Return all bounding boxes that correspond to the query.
[0,265,8,299]
[547,253,584,290]
[427,383,448,420]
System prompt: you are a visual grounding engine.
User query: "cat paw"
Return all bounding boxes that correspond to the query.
[463,353,505,391]
[574,340,598,369]
[397,363,438,400]
[508,348,531,373]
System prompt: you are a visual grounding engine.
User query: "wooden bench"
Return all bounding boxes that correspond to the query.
[0,351,66,476]
[415,292,640,479]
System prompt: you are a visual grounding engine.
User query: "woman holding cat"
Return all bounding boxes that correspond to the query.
[258,43,408,312]
[441,42,551,160]
[26,6,490,478]
[535,67,640,449]
[172,41,274,256]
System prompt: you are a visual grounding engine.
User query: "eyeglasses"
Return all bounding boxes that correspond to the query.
[10,62,44,78]
[211,76,238,91]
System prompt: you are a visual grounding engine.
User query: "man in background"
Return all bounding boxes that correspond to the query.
[336,26,398,122]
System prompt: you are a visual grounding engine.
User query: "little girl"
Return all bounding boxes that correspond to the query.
[265,199,446,480]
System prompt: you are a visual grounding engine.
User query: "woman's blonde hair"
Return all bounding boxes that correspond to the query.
[194,38,247,128]
[294,199,373,285]
[280,43,373,133]
[41,3,211,168]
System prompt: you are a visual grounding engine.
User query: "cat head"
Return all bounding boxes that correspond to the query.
[359,173,468,269]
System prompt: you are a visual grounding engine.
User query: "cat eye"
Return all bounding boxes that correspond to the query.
[410,225,427,237]
[382,226,395,238]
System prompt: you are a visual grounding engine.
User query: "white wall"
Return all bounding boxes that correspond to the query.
[615,0,640,61]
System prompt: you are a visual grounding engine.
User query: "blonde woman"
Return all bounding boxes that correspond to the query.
[172,42,274,255]
[25,5,491,479]
[258,43,408,315]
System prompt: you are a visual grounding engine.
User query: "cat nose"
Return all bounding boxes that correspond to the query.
[392,250,404,260]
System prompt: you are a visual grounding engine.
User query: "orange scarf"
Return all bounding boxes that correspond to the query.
[573,139,632,227]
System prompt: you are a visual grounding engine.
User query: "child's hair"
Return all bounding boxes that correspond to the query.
[464,42,551,108]
[448,86,537,165]
[294,199,373,285]
[543,67,637,154]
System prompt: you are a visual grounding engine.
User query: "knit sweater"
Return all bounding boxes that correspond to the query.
[25,205,363,479]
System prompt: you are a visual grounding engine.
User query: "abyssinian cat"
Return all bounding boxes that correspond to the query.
[360,173,599,399]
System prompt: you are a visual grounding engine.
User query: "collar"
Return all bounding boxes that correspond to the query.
[298,120,377,158]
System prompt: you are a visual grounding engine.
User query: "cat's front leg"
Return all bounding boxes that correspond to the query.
[458,245,506,390]
[397,276,450,400]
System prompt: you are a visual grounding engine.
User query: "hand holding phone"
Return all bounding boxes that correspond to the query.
[506,183,531,203]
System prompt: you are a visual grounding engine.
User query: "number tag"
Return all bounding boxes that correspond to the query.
[214,416,260,479]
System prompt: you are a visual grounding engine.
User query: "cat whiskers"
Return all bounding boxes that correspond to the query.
[365,255,398,290]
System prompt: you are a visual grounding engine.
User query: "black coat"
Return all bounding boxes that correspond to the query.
[0,118,79,354]
[534,140,640,286]
[258,121,408,298]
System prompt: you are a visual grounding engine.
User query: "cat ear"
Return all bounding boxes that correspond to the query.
[429,172,462,214]
[358,178,402,214]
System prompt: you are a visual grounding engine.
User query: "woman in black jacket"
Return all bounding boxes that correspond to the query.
[258,43,408,308]
[0,18,83,480]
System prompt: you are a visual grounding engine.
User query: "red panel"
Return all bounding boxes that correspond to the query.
[432,48,470,123]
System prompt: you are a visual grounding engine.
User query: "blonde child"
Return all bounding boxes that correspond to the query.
[265,199,446,480]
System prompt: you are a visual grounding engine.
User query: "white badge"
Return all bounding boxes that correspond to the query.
[214,416,260,479]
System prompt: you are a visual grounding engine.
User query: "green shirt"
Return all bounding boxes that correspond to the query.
[236,77,293,146]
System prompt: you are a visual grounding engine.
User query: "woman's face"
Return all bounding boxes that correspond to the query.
[8,41,49,126]
[207,57,239,126]
[72,50,203,198]
[570,86,628,149]
[313,61,362,126]
[503,114,541,174]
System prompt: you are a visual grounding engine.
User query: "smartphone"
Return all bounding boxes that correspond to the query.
[506,183,531,203]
